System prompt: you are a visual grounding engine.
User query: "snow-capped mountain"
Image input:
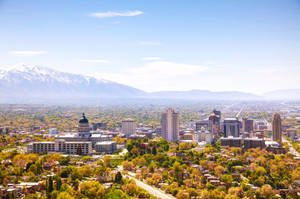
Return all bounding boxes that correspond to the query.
[1,64,298,104]
[0,64,144,103]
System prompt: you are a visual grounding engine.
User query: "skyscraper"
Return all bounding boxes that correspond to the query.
[223,118,240,137]
[161,108,179,142]
[242,118,254,133]
[122,118,136,138]
[272,113,282,142]
[208,110,221,136]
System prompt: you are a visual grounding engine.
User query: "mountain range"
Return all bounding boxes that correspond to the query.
[0,64,299,104]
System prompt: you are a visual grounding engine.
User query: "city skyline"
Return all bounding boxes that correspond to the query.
[0,0,300,94]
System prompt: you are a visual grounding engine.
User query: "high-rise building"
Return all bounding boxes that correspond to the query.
[209,110,221,136]
[242,118,254,133]
[161,108,179,142]
[122,118,136,138]
[223,118,240,137]
[272,113,282,142]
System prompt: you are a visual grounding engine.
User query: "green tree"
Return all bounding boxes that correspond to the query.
[115,171,122,183]
[152,147,157,155]
[104,188,129,199]
[79,181,105,199]
[46,176,54,198]
[55,176,62,190]
[57,192,74,199]
[221,174,233,189]
[77,145,82,155]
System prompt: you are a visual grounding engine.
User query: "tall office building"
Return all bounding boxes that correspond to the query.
[122,118,136,138]
[242,118,254,133]
[224,118,240,137]
[208,110,221,136]
[272,113,282,142]
[161,108,179,142]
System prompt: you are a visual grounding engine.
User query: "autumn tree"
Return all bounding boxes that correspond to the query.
[79,181,105,199]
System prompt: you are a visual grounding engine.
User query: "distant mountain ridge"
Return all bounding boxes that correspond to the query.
[148,90,260,100]
[0,64,299,103]
[0,64,145,103]
[263,89,300,100]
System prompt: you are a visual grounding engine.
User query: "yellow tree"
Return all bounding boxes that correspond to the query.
[79,181,105,199]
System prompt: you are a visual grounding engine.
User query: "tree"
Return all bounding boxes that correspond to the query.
[172,161,183,184]
[176,190,189,199]
[71,168,82,182]
[57,192,74,199]
[122,181,138,196]
[104,188,129,199]
[214,165,225,177]
[152,147,157,155]
[255,184,275,199]
[103,156,112,167]
[123,161,134,171]
[55,176,62,191]
[79,165,92,177]
[59,156,70,166]
[115,171,122,183]
[221,174,233,189]
[79,181,105,199]
[45,176,54,199]
[24,194,39,199]
[76,145,82,155]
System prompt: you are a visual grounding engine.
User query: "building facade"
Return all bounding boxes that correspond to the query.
[161,108,179,142]
[242,118,254,133]
[27,140,92,155]
[244,138,265,149]
[224,118,240,137]
[272,113,282,142]
[95,141,117,154]
[196,120,209,131]
[197,127,213,144]
[220,137,242,147]
[27,114,112,155]
[208,110,221,136]
[122,118,136,138]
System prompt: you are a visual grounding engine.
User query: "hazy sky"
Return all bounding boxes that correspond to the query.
[0,0,300,94]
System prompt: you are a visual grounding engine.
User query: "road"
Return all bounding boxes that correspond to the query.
[117,166,176,199]
[282,136,300,158]
[236,104,245,118]
[125,174,175,199]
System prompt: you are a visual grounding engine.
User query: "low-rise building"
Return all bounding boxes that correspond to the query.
[244,138,265,149]
[27,140,92,155]
[95,141,117,154]
[220,137,243,147]
[27,114,111,155]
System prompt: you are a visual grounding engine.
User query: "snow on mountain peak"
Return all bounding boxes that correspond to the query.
[0,63,113,85]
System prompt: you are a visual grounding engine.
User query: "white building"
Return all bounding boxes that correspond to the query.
[122,118,136,138]
[95,141,117,154]
[27,114,112,155]
[197,127,213,144]
[27,140,92,155]
[161,108,179,142]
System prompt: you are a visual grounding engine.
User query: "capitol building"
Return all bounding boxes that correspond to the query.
[27,114,117,155]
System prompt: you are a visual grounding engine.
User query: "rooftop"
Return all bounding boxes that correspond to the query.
[95,141,116,145]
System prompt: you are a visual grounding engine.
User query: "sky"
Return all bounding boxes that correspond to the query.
[0,0,300,94]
